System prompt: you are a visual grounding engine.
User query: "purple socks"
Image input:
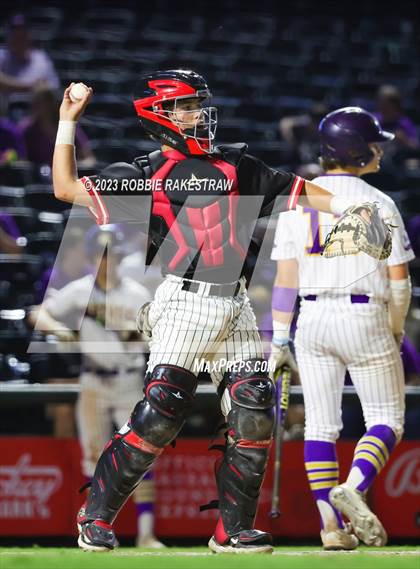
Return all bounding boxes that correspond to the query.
[304,440,344,530]
[347,424,396,492]
[305,426,397,532]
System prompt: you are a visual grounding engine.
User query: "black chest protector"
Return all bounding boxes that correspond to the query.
[133,144,258,283]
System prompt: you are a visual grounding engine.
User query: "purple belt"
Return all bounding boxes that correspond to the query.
[304,294,370,304]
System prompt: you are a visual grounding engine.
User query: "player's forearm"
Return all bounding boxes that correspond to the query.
[299,181,353,215]
[29,306,66,333]
[387,265,411,336]
[53,129,92,206]
[53,84,94,206]
[272,259,298,344]
[30,306,77,342]
[53,136,77,200]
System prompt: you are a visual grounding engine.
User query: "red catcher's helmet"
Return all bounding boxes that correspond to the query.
[133,69,217,156]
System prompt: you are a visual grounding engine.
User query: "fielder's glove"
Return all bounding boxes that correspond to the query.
[136,302,153,340]
[268,340,298,381]
[54,328,78,342]
[323,202,393,261]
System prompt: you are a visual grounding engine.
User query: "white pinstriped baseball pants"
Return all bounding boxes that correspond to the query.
[294,297,405,442]
[146,275,264,416]
[77,370,143,477]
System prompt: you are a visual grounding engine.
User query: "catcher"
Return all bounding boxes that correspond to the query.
[51,72,392,554]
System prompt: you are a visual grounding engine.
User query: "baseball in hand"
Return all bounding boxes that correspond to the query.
[69,82,89,103]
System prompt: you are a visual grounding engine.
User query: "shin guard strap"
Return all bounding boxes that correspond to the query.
[123,431,164,456]
[237,438,272,449]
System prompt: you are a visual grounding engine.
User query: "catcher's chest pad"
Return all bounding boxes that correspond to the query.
[133,144,251,276]
[133,144,247,207]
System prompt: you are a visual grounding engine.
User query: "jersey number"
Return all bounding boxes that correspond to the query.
[303,208,323,255]
[303,208,337,256]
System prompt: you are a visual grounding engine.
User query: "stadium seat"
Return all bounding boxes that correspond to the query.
[0,353,31,382]
[0,164,34,187]
[0,254,42,308]
[25,231,62,262]
[87,95,131,120]
[24,185,69,213]
[399,190,420,217]
[0,186,25,208]
[1,207,37,235]
[0,254,42,281]
[401,170,420,191]
[1,208,65,237]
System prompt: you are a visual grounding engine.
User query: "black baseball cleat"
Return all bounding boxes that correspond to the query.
[208,529,273,554]
[77,519,117,552]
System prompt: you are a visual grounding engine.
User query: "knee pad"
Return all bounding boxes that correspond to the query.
[145,364,197,418]
[130,364,198,448]
[224,358,275,442]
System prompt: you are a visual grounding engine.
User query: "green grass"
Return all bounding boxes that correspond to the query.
[0,546,419,569]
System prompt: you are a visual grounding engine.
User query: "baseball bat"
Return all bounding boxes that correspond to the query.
[269,364,292,518]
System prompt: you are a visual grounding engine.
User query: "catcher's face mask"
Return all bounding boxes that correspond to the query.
[134,71,217,155]
[157,95,218,154]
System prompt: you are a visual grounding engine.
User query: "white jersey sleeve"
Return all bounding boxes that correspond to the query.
[42,276,93,323]
[271,211,297,260]
[119,278,152,329]
[386,201,415,266]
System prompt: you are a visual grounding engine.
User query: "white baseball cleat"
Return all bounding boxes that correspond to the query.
[136,535,166,548]
[321,526,359,550]
[329,483,387,546]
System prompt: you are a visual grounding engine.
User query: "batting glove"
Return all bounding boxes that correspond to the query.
[268,339,298,380]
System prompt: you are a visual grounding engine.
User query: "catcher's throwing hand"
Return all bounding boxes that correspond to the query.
[59,82,93,122]
[323,202,393,260]
[268,341,298,380]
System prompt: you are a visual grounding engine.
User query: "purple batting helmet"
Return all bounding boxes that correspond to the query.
[319,107,394,167]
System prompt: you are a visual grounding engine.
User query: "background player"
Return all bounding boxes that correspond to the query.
[30,225,164,548]
[270,107,414,549]
[50,71,384,554]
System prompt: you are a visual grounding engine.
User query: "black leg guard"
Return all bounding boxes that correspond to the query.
[84,365,197,524]
[215,359,275,538]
